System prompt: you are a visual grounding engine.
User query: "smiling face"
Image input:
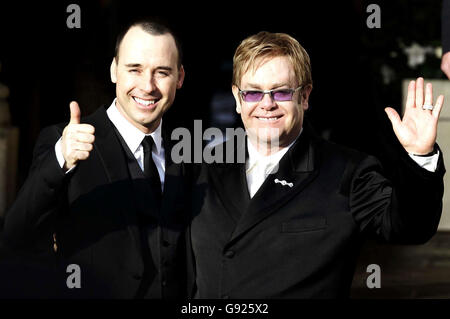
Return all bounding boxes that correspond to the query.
[110,26,184,134]
[232,55,311,152]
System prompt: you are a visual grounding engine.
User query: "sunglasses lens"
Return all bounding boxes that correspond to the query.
[243,91,264,102]
[273,90,293,101]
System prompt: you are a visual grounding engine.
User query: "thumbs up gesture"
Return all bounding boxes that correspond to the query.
[61,101,95,171]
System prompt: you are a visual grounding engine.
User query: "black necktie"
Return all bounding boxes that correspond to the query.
[141,136,162,203]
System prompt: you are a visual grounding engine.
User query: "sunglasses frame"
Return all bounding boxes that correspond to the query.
[238,86,303,102]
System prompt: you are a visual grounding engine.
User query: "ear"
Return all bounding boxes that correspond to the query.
[300,84,313,111]
[232,85,242,114]
[177,65,185,89]
[110,58,117,84]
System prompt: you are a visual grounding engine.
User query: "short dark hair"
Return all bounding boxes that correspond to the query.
[114,18,183,68]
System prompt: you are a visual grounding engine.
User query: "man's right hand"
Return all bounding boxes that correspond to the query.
[61,101,95,171]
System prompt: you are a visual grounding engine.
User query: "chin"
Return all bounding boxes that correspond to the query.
[247,127,281,146]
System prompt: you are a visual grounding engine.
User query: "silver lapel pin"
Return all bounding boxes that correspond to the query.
[274,178,293,188]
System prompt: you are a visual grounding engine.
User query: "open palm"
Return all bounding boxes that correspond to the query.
[385,77,444,155]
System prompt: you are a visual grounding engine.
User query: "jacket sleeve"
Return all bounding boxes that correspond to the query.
[349,146,445,244]
[2,125,68,249]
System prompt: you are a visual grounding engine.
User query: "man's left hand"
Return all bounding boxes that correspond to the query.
[385,77,444,155]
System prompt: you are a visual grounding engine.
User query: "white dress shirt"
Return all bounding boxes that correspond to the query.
[246,130,301,198]
[245,128,440,198]
[55,99,166,190]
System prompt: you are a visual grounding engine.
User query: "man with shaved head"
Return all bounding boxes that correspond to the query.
[3,19,190,298]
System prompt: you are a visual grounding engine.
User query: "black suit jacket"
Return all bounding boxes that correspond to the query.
[2,106,192,298]
[191,125,445,298]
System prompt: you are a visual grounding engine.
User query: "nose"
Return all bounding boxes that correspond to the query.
[259,92,276,110]
[141,72,156,93]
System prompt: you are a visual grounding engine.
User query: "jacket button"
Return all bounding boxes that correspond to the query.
[162,280,167,287]
[133,274,142,280]
[162,240,170,247]
[224,250,235,258]
[222,295,229,299]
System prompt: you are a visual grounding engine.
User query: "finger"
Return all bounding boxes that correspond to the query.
[432,95,445,118]
[423,82,433,107]
[74,150,90,161]
[406,80,416,109]
[74,124,95,134]
[69,101,81,125]
[384,107,402,129]
[74,132,95,143]
[71,142,93,152]
[415,77,424,108]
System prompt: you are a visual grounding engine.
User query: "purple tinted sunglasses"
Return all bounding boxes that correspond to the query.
[238,86,302,102]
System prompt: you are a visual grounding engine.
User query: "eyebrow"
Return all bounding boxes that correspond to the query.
[244,83,290,90]
[124,63,142,68]
[156,66,173,72]
[124,64,173,72]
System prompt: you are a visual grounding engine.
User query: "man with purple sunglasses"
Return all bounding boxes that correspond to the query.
[190,31,445,298]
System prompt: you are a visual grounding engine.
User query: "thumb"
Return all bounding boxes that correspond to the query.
[69,101,81,124]
[384,107,401,128]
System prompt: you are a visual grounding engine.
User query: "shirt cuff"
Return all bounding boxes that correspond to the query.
[55,137,76,174]
[408,151,440,172]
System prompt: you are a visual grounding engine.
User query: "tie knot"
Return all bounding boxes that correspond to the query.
[142,135,155,154]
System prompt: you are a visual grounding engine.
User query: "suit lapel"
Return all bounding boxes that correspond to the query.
[208,137,250,223]
[230,127,320,242]
[112,125,161,221]
[85,106,143,253]
[160,124,185,224]
[87,106,130,185]
[209,162,250,223]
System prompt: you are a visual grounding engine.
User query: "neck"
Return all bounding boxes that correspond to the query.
[115,100,160,134]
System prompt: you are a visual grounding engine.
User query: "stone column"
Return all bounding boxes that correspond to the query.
[402,79,450,230]
[0,62,19,219]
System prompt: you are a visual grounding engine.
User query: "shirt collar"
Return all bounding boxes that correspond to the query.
[106,98,163,155]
